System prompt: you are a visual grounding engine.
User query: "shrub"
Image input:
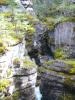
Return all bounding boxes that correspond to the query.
[0,40,4,47]
[0,79,10,92]
[0,47,6,55]
[54,48,66,59]
[21,57,37,69]
[13,58,20,65]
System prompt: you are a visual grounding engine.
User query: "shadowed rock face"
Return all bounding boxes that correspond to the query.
[40,60,75,100]
[20,0,55,65]
[25,29,54,66]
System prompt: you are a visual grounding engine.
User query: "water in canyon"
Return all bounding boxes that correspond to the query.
[35,87,75,100]
[35,87,42,100]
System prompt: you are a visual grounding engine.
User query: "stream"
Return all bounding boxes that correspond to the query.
[35,87,42,100]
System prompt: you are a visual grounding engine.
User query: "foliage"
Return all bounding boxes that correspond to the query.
[20,57,37,69]
[33,0,75,17]
[59,59,75,74]
[44,60,54,66]
[0,39,6,55]
[0,12,36,47]
[0,47,6,55]
[12,91,20,100]
[54,48,66,59]
[58,17,75,23]
[0,79,10,92]
[0,0,17,8]
[63,60,75,67]
[7,68,13,77]
[0,39,4,47]
[0,12,12,18]
[22,60,36,68]
[13,58,20,65]
[25,39,33,47]
[13,57,37,69]
[33,0,75,30]
[42,17,56,30]
[64,76,74,87]
[4,96,12,100]
[70,68,75,74]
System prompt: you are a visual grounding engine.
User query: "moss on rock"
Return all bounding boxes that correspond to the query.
[21,58,37,69]
[13,58,20,66]
[63,60,75,67]
[0,39,6,55]
[54,48,66,59]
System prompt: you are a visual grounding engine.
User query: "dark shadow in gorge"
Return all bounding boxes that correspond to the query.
[27,31,55,66]
[40,86,75,100]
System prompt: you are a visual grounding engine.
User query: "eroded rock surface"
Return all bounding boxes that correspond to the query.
[40,60,75,100]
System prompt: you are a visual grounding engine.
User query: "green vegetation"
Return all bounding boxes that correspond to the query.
[13,57,37,69]
[54,48,66,59]
[21,58,37,69]
[0,39,6,55]
[62,59,75,74]
[13,58,20,65]
[0,79,10,92]
[39,59,75,75]
[64,76,75,87]
[58,17,75,23]
[63,60,75,67]
[0,1,75,99]
[70,68,75,74]
[44,60,55,66]
[4,96,12,100]
[0,12,36,47]
[12,91,20,100]
[7,68,13,77]
[33,0,75,30]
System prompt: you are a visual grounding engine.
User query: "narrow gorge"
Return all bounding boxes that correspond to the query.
[0,0,75,100]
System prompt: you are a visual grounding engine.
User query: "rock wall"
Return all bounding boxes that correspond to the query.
[0,2,37,100]
[20,0,54,65]
[0,43,25,78]
[20,0,35,16]
[0,43,37,100]
[55,22,75,46]
[40,60,75,100]
[12,67,37,100]
[55,22,75,58]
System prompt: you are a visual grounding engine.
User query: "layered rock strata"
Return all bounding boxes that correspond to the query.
[40,60,75,100]
[12,67,37,100]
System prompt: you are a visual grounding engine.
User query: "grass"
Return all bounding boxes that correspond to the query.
[13,57,37,69]
[0,79,10,92]
[54,48,66,59]
[63,59,75,67]
[62,59,75,74]
[40,59,75,75]
[44,60,55,66]
[21,59,37,69]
